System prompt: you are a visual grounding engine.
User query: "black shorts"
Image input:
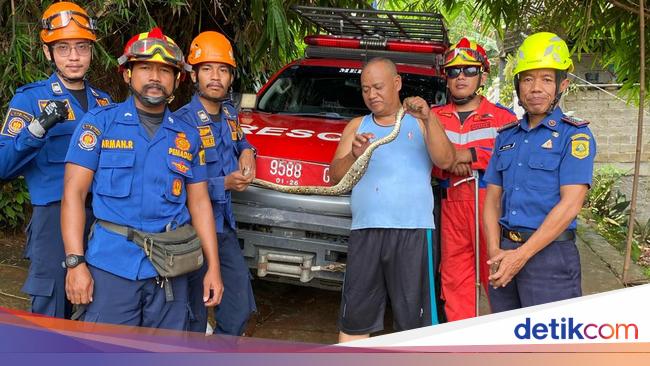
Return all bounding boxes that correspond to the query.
[338,228,436,335]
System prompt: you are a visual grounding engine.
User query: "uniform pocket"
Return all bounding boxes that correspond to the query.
[21,276,55,297]
[204,147,219,164]
[496,153,513,187]
[95,151,136,198]
[45,130,73,163]
[527,153,560,190]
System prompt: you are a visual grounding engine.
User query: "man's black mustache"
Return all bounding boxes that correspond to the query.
[143,83,168,93]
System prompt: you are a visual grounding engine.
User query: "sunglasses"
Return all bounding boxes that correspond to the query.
[445,66,481,79]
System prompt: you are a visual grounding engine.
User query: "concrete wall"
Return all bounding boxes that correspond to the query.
[563,88,650,221]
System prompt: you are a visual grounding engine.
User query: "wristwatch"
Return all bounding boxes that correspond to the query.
[62,254,86,269]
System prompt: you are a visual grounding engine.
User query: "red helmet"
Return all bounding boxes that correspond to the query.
[118,27,189,73]
[444,38,490,72]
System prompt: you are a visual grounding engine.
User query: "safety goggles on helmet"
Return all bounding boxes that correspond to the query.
[444,47,485,68]
[118,38,184,67]
[41,10,96,32]
[445,65,481,79]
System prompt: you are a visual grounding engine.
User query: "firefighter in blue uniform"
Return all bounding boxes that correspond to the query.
[174,31,257,335]
[484,32,596,311]
[61,27,223,329]
[0,2,111,318]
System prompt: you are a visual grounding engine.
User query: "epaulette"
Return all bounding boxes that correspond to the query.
[87,103,118,115]
[495,103,516,116]
[497,121,519,133]
[561,115,590,127]
[15,80,46,93]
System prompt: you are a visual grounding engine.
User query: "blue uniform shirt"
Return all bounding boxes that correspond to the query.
[0,73,112,205]
[484,107,596,231]
[173,94,254,232]
[65,96,207,280]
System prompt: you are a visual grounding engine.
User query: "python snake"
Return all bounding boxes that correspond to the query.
[251,107,405,195]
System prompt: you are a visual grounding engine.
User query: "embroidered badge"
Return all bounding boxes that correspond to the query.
[498,142,516,151]
[199,149,206,165]
[197,110,210,123]
[227,118,239,140]
[172,178,182,196]
[95,97,110,107]
[78,130,98,151]
[541,139,553,149]
[571,140,589,159]
[175,133,191,151]
[571,133,590,140]
[171,160,190,174]
[51,82,63,95]
[198,126,215,148]
[1,108,33,137]
[39,99,75,120]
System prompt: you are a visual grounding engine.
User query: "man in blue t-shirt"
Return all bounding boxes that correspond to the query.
[330,57,455,342]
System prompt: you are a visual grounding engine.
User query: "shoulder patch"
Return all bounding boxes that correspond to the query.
[497,121,519,133]
[561,115,590,127]
[1,108,33,137]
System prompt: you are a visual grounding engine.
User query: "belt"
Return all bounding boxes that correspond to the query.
[501,228,575,243]
[97,220,137,241]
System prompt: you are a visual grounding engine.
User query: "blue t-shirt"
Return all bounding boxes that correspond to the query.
[351,113,434,229]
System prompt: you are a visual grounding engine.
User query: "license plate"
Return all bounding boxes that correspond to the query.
[255,156,332,187]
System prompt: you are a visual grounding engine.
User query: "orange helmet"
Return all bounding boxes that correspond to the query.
[187,31,236,68]
[40,1,97,44]
[118,27,189,72]
[444,38,489,72]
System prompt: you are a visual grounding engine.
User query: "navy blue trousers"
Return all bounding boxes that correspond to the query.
[21,204,93,318]
[489,237,582,312]
[82,265,189,330]
[187,226,256,335]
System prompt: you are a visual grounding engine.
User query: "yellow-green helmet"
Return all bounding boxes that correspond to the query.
[512,32,574,76]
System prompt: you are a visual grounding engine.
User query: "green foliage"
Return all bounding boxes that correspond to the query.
[468,0,650,107]
[0,0,369,110]
[582,165,650,267]
[0,178,30,231]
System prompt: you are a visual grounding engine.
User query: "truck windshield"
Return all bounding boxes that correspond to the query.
[257,65,447,119]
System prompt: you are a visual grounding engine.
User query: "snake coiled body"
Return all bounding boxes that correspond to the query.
[252,107,405,195]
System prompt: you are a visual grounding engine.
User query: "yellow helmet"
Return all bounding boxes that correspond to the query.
[513,32,573,76]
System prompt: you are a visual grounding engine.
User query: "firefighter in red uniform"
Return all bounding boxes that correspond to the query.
[433,38,517,321]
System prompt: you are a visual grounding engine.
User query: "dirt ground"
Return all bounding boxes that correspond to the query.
[0,226,644,344]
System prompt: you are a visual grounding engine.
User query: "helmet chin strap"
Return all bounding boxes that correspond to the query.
[450,71,483,105]
[515,70,566,115]
[128,72,177,107]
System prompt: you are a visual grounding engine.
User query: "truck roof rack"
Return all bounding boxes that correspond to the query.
[292,5,449,45]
